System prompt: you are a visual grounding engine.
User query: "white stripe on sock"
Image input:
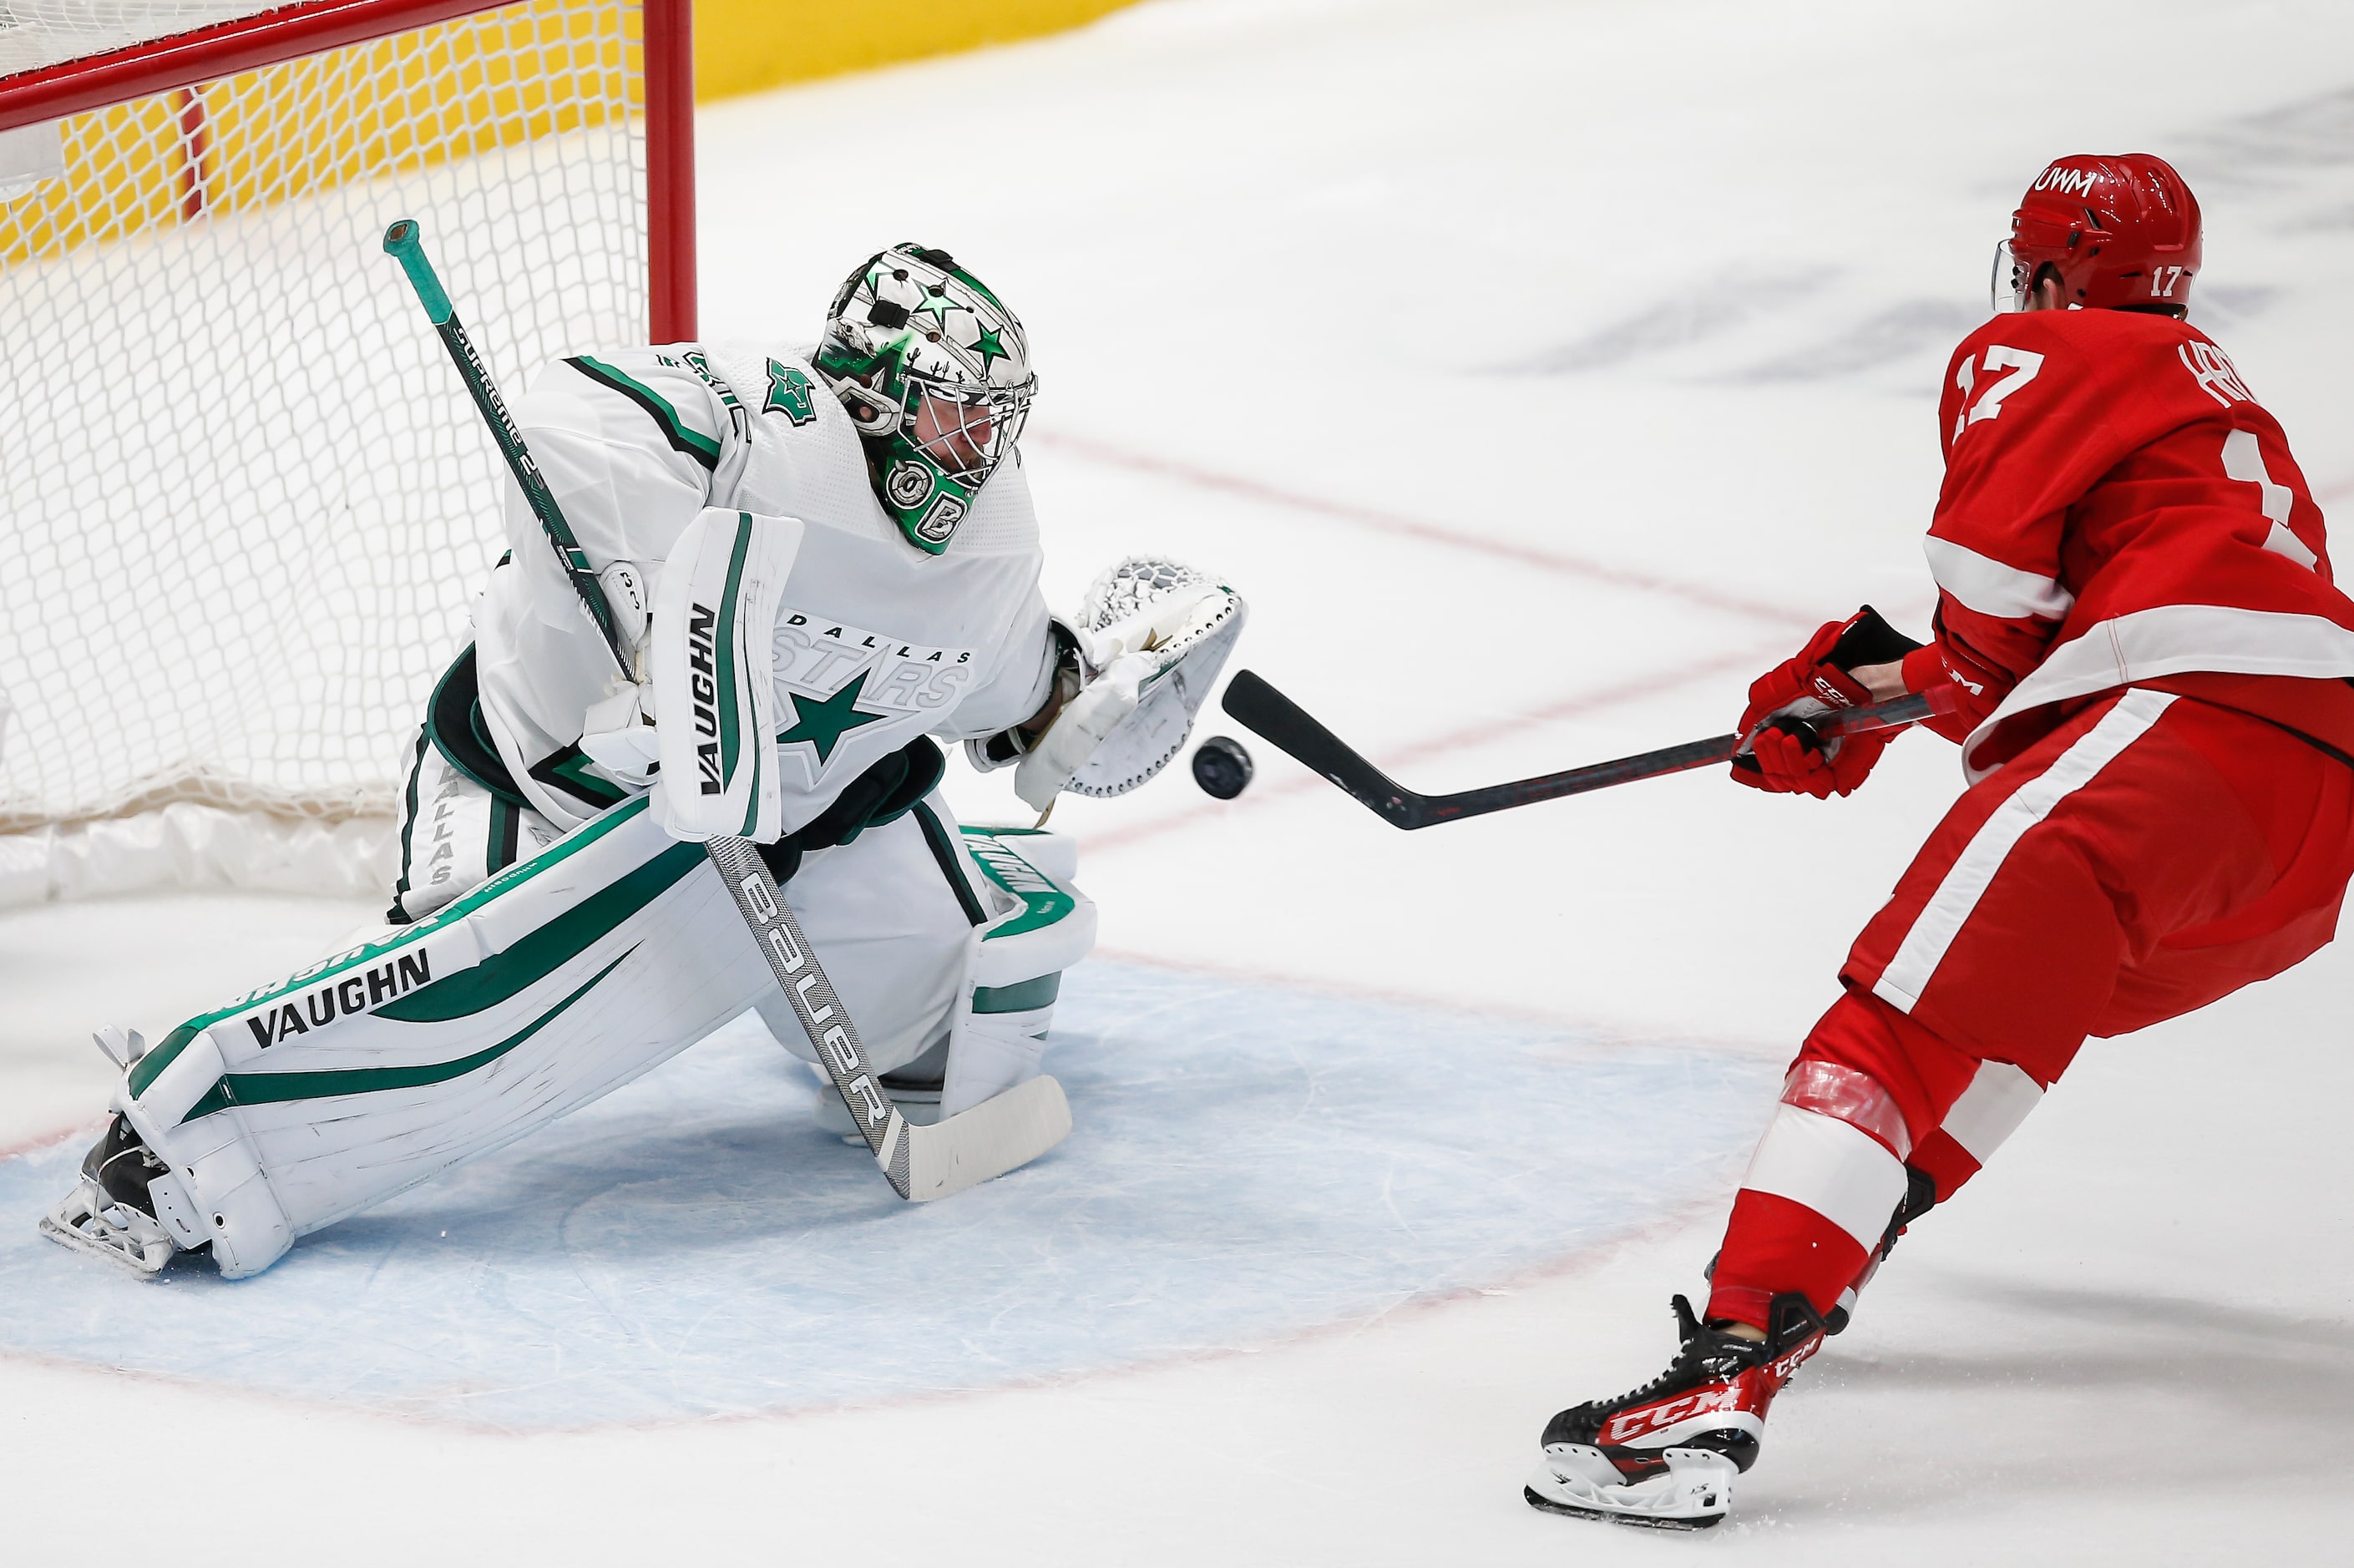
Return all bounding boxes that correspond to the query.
[1876,689,2176,1013]
[1739,1103,1909,1252]
[1938,1060,2044,1166]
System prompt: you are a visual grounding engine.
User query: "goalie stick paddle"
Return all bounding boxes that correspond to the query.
[383,220,1068,1201]
[1221,669,1956,830]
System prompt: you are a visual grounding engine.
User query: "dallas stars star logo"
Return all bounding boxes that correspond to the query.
[776,670,890,763]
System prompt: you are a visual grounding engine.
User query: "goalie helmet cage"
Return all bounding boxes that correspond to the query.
[0,0,694,907]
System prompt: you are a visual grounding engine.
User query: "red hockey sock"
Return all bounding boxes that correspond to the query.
[1909,1058,2048,1203]
[1707,992,1978,1328]
[1708,1188,1872,1329]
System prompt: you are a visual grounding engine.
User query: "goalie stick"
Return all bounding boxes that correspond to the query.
[1220,669,1957,830]
[383,220,1068,1201]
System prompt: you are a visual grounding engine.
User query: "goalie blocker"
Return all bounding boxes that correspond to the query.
[44,786,1093,1278]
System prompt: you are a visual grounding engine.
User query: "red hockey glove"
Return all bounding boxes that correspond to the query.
[1732,606,1922,799]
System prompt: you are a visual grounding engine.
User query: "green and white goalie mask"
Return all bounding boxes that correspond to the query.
[814,243,1036,555]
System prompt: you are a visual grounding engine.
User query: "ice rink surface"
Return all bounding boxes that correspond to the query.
[7,0,2354,1560]
[0,968,1774,1428]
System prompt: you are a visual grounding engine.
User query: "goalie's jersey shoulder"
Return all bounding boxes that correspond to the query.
[544,341,1035,559]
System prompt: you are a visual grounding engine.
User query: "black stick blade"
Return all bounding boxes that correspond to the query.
[1221,670,1425,828]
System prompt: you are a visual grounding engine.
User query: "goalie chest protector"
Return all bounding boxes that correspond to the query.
[473,342,1056,832]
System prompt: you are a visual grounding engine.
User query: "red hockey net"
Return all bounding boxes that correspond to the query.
[0,0,691,898]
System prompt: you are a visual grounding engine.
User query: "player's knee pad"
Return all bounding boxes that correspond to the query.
[942,826,1097,1118]
[1799,989,1987,1146]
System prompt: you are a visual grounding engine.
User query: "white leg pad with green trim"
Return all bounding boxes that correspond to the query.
[749,796,990,1079]
[95,787,1097,1276]
[944,827,1097,1120]
[113,798,787,1276]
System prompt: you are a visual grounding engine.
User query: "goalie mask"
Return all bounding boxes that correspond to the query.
[815,243,1037,555]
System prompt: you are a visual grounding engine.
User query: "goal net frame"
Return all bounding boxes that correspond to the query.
[0,0,694,908]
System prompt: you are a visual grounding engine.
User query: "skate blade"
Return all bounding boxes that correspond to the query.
[39,1182,174,1277]
[1524,1446,1736,1530]
[1523,1485,1724,1531]
[38,1211,172,1276]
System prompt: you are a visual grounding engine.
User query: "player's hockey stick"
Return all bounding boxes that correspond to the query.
[384,220,1068,1201]
[1221,669,1957,830]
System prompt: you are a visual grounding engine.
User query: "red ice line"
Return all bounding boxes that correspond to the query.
[1031,430,1804,624]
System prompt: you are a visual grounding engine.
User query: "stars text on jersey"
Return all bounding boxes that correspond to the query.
[774,611,976,716]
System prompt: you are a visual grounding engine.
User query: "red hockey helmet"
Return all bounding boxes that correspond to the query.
[1995,154,2201,315]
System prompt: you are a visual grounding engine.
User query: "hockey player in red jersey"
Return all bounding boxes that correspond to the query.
[1527,153,2354,1530]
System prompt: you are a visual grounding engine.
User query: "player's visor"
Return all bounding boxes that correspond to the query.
[1990,240,2030,313]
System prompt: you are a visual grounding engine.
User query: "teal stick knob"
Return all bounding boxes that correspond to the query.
[382,218,453,326]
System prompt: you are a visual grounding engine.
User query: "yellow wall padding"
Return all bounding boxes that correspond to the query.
[692,0,1144,102]
[2,0,635,268]
[0,0,1142,266]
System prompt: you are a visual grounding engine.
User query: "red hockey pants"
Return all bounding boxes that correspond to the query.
[1709,689,2354,1328]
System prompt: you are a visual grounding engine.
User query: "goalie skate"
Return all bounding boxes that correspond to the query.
[41,1178,175,1276]
[38,1112,189,1277]
[1525,1292,1824,1530]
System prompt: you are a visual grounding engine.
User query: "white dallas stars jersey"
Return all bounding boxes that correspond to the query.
[473,342,1055,837]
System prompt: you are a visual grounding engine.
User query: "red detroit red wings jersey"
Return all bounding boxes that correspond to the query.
[1901,308,2354,777]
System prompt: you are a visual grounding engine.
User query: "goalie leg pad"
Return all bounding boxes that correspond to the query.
[112,797,784,1275]
[749,792,990,1079]
[801,820,1097,1136]
[944,826,1098,1117]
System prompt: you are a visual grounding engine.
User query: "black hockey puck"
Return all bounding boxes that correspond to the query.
[1192,735,1253,799]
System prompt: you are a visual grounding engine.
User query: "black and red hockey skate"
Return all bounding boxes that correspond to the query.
[1525,1292,1825,1530]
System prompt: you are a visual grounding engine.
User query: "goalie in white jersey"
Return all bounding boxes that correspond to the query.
[44,243,1245,1278]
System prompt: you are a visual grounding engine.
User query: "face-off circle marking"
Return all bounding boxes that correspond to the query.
[1191,735,1253,799]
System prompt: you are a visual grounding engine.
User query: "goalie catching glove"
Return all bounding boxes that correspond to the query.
[971,555,1247,813]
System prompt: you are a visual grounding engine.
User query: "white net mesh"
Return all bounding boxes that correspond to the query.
[0,0,649,837]
[0,5,283,77]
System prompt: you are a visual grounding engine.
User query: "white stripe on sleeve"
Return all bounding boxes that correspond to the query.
[1876,688,2175,1013]
[1936,1060,2045,1166]
[1739,1103,1909,1252]
[1924,537,2075,621]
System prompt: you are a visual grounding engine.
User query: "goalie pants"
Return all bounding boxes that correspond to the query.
[1709,690,2354,1328]
[112,791,1095,1277]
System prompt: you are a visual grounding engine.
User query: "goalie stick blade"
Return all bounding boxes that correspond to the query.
[899,1074,1073,1201]
[1220,670,1425,827]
